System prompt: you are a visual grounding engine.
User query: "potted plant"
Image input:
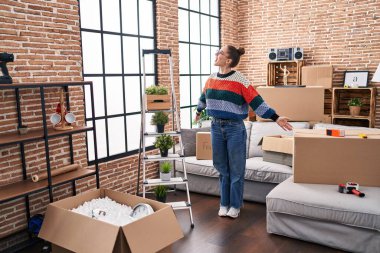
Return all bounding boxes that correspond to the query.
[192,109,212,128]
[160,161,172,181]
[145,85,171,110]
[154,185,167,203]
[154,134,174,157]
[348,98,362,116]
[151,112,169,133]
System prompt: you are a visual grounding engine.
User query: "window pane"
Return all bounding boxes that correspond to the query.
[79,0,100,30]
[87,121,95,161]
[125,76,141,113]
[210,0,219,16]
[200,15,210,44]
[191,76,201,106]
[123,36,139,74]
[140,38,154,74]
[178,9,189,42]
[121,0,138,35]
[139,0,153,36]
[210,17,219,46]
[189,0,199,11]
[211,46,219,72]
[96,119,107,159]
[108,117,126,155]
[103,34,122,74]
[126,114,140,151]
[190,44,200,75]
[83,77,105,117]
[84,77,105,118]
[200,0,210,14]
[201,76,209,91]
[180,108,191,129]
[82,32,103,74]
[106,77,124,115]
[101,0,120,33]
[189,12,200,43]
[179,43,189,75]
[178,0,188,8]
[180,76,190,107]
[201,46,211,75]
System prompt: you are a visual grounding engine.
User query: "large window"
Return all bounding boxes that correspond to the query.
[79,0,156,162]
[178,0,220,128]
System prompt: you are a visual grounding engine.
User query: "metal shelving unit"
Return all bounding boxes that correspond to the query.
[137,49,194,228]
[0,81,99,245]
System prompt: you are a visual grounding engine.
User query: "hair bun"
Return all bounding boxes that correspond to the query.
[237,47,245,56]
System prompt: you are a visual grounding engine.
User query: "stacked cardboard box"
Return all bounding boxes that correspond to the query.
[260,135,294,166]
[293,129,380,187]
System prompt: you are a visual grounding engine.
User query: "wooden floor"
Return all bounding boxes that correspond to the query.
[20,191,346,253]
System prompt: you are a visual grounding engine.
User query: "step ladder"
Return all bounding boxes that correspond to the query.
[137,49,194,228]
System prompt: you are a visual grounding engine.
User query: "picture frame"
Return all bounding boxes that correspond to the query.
[343,71,369,88]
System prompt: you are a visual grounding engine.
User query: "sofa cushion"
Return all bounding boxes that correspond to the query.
[245,157,293,184]
[267,177,380,231]
[180,127,210,156]
[248,122,310,158]
[176,156,292,184]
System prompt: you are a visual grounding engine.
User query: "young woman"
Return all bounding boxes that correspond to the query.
[195,45,292,218]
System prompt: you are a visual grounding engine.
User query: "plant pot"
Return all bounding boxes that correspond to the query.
[160,172,171,181]
[155,195,167,203]
[160,149,168,157]
[349,106,361,116]
[156,124,165,133]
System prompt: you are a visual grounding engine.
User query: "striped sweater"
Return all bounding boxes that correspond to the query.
[197,71,279,121]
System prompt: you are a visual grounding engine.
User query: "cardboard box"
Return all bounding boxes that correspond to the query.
[196,132,212,160]
[260,136,293,166]
[39,189,183,253]
[302,65,333,88]
[293,129,380,186]
[256,86,325,122]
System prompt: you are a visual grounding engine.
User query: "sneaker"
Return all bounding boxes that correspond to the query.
[227,207,240,218]
[218,206,228,217]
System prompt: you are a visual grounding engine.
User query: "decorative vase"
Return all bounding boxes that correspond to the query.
[160,172,171,181]
[156,124,165,133]
[349,106,361,116]
[160,149,168,157]
[155,195,167,203]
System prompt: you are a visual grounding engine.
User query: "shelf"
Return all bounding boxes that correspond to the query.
[144,131,181,137]
[145,109,174,113]
[0,81,92,90]
[144,154,184,161]
[144,177,187,186]
[51,168,96,186]
[168,201,191,210]
[0,126,93,147]
[0,180,47,203]
[332,115,370,120]
[0,168,96,203]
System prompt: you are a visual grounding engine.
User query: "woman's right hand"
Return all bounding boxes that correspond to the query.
[194,113,200,123]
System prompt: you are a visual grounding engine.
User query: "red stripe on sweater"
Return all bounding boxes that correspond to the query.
[205,78,259,103]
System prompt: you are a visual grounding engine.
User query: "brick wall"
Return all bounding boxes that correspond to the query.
[237,0,380,127]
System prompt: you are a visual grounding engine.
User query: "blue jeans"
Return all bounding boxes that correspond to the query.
[211,118,247,209]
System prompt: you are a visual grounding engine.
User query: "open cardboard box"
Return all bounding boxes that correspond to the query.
[39,189,183,253]
[196,132,212,160]
[293,129,380,186]
[260,135,294,166]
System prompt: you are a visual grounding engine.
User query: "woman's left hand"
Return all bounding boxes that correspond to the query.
[276,116,293,131]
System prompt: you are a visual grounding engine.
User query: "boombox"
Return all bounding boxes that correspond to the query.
[268,48,303,61]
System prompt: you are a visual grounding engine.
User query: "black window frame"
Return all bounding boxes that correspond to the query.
[178,0,221,128]
[78,0,157,164]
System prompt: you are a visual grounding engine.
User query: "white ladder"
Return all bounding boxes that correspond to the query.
[137,49,194,228]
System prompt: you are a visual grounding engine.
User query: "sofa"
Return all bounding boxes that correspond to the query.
[175,121,310,203]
